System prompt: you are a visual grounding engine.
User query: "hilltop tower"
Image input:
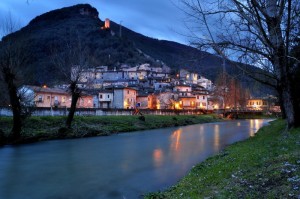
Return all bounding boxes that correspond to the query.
[104,18,110,29]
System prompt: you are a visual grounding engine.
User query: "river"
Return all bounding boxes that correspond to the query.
[0,119,272,199]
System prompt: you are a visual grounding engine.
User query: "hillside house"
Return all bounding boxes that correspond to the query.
[156,91,178,109]
[180,69,198,84]
[98,90,114,108]
[198,76,213,90]
[112,86,137,109]
[192,85,210,109]
[136,92,149,109]
[23,86,71,108]
[178,96,196,109]
[23,86,93,108]
[173,84,193,97]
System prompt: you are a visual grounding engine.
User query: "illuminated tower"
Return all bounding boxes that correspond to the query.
[104,18,110,29]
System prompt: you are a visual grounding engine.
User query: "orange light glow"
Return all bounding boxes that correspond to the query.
[105,18,110,28]
[171,129,182,151]
[153,149,163,167]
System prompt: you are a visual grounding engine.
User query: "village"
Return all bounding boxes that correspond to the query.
[21,63,279,114]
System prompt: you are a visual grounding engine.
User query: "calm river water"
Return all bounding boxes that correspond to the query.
[0,119,272,199]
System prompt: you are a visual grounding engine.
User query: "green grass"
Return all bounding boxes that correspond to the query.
[145,119,300,198]
[0,114,221,144]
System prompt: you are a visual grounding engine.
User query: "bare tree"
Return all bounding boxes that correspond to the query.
[157,92,177,109]
[0,14,30,140]
[51,34,90,129]
[180,0,300,128]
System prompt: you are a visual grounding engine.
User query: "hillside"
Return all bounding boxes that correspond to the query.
[0,4,272,96]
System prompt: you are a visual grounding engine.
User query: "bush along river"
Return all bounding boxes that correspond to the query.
[0,119,272,199]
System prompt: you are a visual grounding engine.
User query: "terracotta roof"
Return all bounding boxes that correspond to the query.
[26,85,68,95]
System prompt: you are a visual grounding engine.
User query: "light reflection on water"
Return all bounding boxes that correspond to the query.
[0,119,272,199]
[214,124,220,152]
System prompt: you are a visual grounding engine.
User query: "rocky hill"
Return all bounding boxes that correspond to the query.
[1,4,272,96]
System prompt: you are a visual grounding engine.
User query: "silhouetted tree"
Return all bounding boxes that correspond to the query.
[0,14,30,140]
[180,0,300,128]
[51,33,91,129]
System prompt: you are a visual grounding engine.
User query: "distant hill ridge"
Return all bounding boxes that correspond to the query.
[1,4,271,96]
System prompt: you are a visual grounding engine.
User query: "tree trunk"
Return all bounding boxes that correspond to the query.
[66,93,79,129]
[281,78,295,128]
[293,99,300,128]
[277,86,287,119]
[3,68,22,140]
[282,90,294,128]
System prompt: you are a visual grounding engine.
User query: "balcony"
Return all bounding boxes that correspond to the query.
[53,100,61,106]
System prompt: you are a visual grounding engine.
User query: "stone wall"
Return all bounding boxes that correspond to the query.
[0,107,208,117]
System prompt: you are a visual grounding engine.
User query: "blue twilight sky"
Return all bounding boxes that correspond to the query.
[0,0,190,44]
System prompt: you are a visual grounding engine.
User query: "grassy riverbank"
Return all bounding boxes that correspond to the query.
[145,119,300,198]
[0,114,220,145]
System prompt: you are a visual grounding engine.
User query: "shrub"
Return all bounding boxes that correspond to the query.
[0,129,7,146]
[58,127,73,138]
[138,115,146,121]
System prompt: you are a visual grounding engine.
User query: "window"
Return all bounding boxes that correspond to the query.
[38,95,43,102]
[100,94,103,99]
[203,96,205,100]
[107,94,110,99]
[47,96,50,102]
[197,96,199,100]
[62,96,66,103]
[127,90,130,94]
[202,102,206,107]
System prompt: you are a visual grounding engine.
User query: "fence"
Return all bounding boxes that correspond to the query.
[0,107,209,117]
